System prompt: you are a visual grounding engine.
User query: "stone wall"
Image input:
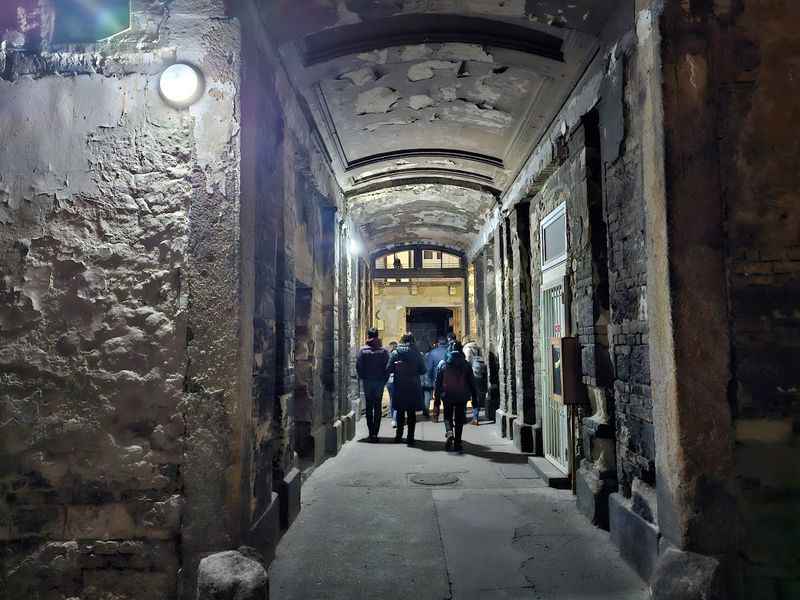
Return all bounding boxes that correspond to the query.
[0,2,243,598]
[707,1,800,595]
[239,0,343,567]
[603,126,653,495]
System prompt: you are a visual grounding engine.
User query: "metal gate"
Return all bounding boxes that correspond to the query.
[541,277,569,472]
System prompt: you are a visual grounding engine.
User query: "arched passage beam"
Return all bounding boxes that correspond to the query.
[301,14,565,66]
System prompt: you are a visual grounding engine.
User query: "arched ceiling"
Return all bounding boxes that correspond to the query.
[264,1,619,253]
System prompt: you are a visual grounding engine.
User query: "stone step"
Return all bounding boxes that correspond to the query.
[528,456,570,489]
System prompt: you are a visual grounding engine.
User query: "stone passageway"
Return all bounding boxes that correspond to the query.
[2,1,798,599]
[270,419,647,600]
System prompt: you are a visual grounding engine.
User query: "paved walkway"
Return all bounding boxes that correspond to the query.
[269,416,649,600]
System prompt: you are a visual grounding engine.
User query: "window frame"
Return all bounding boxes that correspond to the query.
[541,202,567,271]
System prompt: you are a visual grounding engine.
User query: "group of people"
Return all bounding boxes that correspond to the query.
[355,328,487,451]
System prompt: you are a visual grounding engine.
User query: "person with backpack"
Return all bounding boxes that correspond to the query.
[433,340,478,452]
[425,337,449,422]
[356,327,390,442]
[464,341,488,425]
[385,333,427,446]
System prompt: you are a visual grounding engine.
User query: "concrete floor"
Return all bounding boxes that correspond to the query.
[269,415,649,600]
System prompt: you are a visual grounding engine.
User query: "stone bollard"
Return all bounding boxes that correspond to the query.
[197,550,268,600]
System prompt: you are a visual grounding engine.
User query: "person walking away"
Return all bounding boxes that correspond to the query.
[426,337,449,422]
[386,333,426,446]
[434,341,478,452]
[386,341,398,427]
[356,328,389,442]
[463,341,488,425]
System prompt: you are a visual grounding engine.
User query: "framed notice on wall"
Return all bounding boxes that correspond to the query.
[549,336,582,405]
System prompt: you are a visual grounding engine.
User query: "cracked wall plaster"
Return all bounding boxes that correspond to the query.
[0,3,243,599]
[355,86,401,114]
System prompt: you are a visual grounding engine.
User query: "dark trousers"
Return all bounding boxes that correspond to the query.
[444,401,467,442]
[395,408,416,441]
[363,379,385,437]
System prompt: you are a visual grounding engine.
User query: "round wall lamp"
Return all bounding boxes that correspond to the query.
[348,239,363,256]
[159,63,204,108]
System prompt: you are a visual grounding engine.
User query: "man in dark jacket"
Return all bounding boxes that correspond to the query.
[425,337,449,422]
[434,341,478,452]
[356,327,389,442]
[386,333,426,446]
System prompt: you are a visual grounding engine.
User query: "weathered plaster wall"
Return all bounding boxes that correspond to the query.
[0,2,243,598]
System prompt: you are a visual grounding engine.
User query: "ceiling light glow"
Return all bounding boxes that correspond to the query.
[159,63,203,108]
[348,239,362,255]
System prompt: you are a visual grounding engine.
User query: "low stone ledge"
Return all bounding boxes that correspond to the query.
[278,468,301,531]
[342,410,357,441]
[196,550,268,600]
[326,419,343,455]
[495,408,508,438]
[575,462,617,530]
[512,420,536,453]
[311,425,328,466]
[528,456,570,489]
[609,492,659,582]
[246,492,280,566]
[651,547,726,600]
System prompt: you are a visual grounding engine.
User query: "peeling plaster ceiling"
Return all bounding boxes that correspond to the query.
[348,183,497,251]
[266,1,619,252]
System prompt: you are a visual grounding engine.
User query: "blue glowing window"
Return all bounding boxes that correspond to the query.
[53,0,130,43]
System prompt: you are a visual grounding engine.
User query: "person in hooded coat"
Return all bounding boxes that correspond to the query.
[434,341,478,452]
[356,327,389,442]
[385,333,426,446]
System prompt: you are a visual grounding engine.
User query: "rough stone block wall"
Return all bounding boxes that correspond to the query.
[510,209,536,423]
[713,1,800,595]
[240,1,343,564]
[0,2,243,598]
[604,143,653,495]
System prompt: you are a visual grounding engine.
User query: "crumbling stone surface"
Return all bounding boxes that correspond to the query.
[197,550,268,600]
[0,2,242,599]
[651,548,726,600]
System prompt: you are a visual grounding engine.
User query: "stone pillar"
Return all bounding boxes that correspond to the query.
[492,227,509,438]
[509,204,538,453]
[639,0,735,593]
[315,207,337,466]
[501,219,518,440]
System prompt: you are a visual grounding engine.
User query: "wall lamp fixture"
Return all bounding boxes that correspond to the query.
[159,63,204,108]
[348,239,363,256]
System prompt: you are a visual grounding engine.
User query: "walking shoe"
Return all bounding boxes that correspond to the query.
[394,436,403,443]
[454,442,463,453]
[471,419,479,426]
[445,436,453,451]
[406,438,415,447]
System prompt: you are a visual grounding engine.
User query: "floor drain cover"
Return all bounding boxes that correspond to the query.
[409,473,459,486]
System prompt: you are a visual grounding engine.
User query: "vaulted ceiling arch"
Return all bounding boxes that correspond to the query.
[266,1,619,252]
